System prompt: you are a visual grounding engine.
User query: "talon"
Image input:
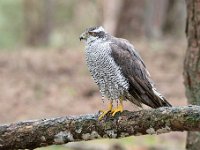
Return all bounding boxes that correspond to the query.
[98,110,110,120]
[111,105,123,116]
[112,98,123,116]
[98,100,113,120]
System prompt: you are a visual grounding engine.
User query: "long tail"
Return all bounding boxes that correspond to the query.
[128,84,172,108]
[150,87,172,108]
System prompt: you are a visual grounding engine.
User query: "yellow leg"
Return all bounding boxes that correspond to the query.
[98,100,113,120]
[111,97,123,116]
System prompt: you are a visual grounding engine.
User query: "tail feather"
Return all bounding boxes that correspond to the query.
[128,84,172,108]
[151,87,172,108]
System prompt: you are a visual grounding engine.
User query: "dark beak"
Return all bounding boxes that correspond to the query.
[79,36,84,41]
[79,32,86,41]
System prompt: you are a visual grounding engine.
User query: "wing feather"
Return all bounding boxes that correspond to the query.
[109,37,171,108]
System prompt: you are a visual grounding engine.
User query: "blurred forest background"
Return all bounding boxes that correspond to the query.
[0,0,188,150]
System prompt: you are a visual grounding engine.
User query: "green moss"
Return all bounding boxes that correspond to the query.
[186,114,200,125]
[104,121,113,130]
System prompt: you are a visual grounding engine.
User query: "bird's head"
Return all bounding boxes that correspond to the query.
[79,26,106,44]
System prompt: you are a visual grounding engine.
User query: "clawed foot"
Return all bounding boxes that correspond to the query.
[111,104,123,116]
[98,109,111,120]
[98,99,124,120]
[98,100,113,120]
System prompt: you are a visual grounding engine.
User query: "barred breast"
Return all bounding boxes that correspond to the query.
[85,40,129,100]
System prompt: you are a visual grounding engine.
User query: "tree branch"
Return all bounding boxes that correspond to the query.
[0,105,200,149]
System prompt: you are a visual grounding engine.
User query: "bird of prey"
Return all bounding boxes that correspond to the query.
[80,26,171,120]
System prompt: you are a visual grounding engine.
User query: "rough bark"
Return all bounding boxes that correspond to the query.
[0,106,200,149]
[184,0,200,149]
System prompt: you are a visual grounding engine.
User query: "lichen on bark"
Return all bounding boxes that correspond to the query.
[0,106,200,149]
[184,0,200,149]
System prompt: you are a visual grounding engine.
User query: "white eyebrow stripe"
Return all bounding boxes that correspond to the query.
[92,26,105,32]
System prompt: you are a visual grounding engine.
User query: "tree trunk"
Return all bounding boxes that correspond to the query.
[144,0,168,39]
[162,0,186,37]
[23,0,54,46]
[115,0,170,39]
[184,0,200,149]
[115,0,145,39]
[98,0,122,36]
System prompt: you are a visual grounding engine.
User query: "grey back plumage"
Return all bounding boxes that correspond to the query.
[108,36,171,108]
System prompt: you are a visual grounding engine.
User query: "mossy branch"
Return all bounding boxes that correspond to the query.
[0,105,200,149]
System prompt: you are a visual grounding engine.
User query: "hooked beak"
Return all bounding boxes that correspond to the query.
[79,36,84,41]
[79,32,87,41]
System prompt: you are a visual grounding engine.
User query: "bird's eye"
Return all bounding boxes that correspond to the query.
[89,32,96,36]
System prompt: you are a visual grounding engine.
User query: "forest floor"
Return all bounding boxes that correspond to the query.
[0,38,187,150]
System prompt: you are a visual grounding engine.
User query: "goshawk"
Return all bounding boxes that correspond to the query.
[80,26,171,120]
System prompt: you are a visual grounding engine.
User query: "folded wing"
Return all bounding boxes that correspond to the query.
[109,37,171,108]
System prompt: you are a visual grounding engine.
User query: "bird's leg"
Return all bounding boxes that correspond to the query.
[98,100,113,120]
[111,97,123,116]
